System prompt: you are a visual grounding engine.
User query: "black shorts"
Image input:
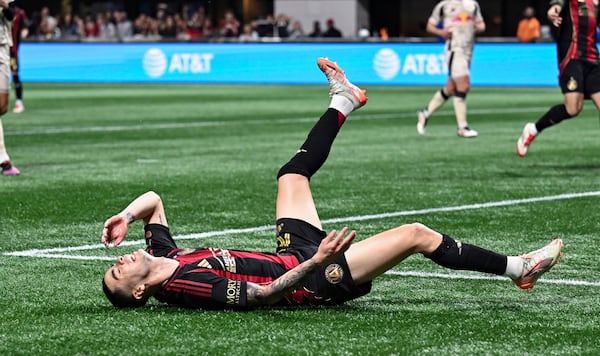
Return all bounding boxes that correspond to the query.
[275,218,372,305]
[559,59,600,97]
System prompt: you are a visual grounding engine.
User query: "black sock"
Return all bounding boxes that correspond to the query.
[13,74,22,100]
[277,108,344,180]
[425,235,507,275]
[535,104,573,133]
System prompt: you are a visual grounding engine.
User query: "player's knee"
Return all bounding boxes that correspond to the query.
[564,102,582,116]
[393,222,431,245]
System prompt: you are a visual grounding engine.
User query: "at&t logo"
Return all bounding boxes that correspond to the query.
[143,48,214,78]
[373,48,447,80]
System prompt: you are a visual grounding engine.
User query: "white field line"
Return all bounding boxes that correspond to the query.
[5,190,600,287]
[6,106,551,136]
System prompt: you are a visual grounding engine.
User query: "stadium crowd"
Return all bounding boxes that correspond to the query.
[23,3,352,42]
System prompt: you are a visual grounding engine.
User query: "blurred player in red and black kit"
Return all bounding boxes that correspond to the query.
[517,0,600,157]
[10,5,26,114]
[0,0,19,175]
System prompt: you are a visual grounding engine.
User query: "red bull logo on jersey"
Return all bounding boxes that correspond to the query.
[452,12,473,25]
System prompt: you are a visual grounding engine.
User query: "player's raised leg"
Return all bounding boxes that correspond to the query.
[276,58,367,228]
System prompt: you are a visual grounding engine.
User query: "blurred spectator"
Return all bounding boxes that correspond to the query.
[322,18,342,38]
[357,24,370,39]
[97,13,117,39]
[184,10,203,40]
[39,6,59,39]
[219,9,240,38]
[516,6,540,43]
[256,14,275,37]
[308,20,322,38]
[275,14,289,38]
[239,23,259,42]
[114,10,133,40]
[202,18,215,39]
[58,13,81,39]
[133,13,150,38]
[159,15,177,38]
[84,14,99,38]
[288,20,305,40]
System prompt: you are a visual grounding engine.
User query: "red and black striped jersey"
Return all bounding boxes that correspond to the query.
[552,0,599,73]
[145,224,301,309]
[11,7,26,57]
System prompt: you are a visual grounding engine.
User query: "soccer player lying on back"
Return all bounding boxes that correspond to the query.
[101,58,564,309]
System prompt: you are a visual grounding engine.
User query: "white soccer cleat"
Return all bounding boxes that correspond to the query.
[13,100,24,114]
[417,109,428,135]
[517,122,537,157]
[317,57,367,111]
[512,238,564,290]
[457,126,478,138]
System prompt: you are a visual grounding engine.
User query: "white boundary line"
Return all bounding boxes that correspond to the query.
[6,106,551,136]
[387,271,600,287]
[5,190,600,287]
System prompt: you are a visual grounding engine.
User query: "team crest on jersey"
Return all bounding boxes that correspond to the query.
[567,77,578,91]
[324,264,344,284]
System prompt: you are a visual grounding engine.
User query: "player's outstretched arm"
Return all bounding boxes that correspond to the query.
[101,191,168,247]
[246,227,355,306]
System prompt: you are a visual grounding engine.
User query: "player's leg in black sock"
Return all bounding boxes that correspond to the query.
[14,74,22,101]
[425,234,507,275]
[277,108,346,180]
[535,104,573,133]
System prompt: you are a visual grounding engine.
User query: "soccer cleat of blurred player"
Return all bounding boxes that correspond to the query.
[416,0,486,138]
[101,58,564,310]
[0,0,19,176]
[516,0,600,156]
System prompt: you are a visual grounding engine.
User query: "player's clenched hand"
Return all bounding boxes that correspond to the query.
[102,214,129,247]
[313,227,355,266]
[547,5,562,27]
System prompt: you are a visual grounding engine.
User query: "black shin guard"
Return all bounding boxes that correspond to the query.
[277,108,343,180]
[426,235,507,275]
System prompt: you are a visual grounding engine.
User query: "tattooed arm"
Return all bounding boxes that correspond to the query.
[246,227,355,306]
[101,191,168,247]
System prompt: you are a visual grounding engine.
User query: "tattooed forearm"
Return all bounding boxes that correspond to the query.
[247,258,320,306]
[125,212,136,224]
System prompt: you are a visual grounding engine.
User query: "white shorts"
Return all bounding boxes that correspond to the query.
[445,49,471,79]
[0,45,10,93]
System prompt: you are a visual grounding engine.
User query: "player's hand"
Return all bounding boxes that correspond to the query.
[102,214,129,247]
[0,0,9,9]
[440,27,452,40]
[548,5,562,27]
[313,227,355,266]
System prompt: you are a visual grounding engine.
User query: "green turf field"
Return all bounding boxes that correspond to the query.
[1,83,599,355]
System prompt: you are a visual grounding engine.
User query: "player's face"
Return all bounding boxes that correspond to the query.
[103,249,154,294]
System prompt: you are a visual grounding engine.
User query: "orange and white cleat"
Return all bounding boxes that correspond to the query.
[517,122,538,157]
[317,57,367,111]
[512,238,564,290]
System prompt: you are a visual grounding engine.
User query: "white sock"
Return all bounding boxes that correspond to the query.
[504,256,523,279]
[0,119,10,162]
[329,95,354,117]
